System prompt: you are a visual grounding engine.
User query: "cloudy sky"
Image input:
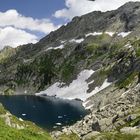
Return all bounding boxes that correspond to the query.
[0,0,139,49]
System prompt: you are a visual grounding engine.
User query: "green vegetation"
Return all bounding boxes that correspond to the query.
[130,116,140,127]
[131,39,140,57]
[86,43,100,52]
[136,47,140,57]
[90,67,111,87]
[58,130,140,140]
[0,118,52,140]
[116,71,139,89]
[0,46,16,63]
[0,104,52,140]
[88,132,139,140]
[57,133,80,140]
[37,55,57,88]
[16,64,33,85]
[86,43,108,60]
[16,53,58,89]
[107,43,124,59]
[60,62,75,82]
[3,88,15,95]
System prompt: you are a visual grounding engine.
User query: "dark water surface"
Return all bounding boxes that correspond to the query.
[0,95,88,131]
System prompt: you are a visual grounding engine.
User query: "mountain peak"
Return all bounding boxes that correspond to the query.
[40,1,140,45]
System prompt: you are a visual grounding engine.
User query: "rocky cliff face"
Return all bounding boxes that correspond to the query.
[1,2,140,96]
[1,2,140,139]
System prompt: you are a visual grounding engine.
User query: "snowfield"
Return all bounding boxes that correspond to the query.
[36,70,94,101]
[36,70,112,103]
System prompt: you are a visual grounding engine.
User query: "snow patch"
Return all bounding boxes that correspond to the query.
[54,44,64,50]
[82,79,112,108]
[70,38,84,43]
[82,100,90,108]
[36,70,94,101]
[85,32,114,37]
[85,32,103,37]
[85,105,94,110]
[36,69,112,103]
[118,32,131,38]
[105,32,115,37]
[124,44,132,49]
[46,44,64,51]
[88,79,112,96]
[60,40,66,44]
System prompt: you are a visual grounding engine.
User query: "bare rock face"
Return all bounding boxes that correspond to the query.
[41,2,140,43]
[52,83,140,138]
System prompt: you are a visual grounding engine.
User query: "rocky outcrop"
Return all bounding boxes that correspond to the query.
[52,83,140,139]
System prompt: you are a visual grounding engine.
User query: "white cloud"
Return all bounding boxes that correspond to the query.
[0,9,59,34]
[0,9,61,49]
[54,0,140,20]
[0,27,38,49]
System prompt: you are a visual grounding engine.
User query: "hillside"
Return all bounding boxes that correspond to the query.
[0,104,52,140]
[1,2,140,96]
[1,1,140,140]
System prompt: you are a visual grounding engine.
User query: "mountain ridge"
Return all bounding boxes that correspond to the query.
[40,1,140,45]
[1,2,140,95]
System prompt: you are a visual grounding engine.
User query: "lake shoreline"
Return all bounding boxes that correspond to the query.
[0,95,88,131]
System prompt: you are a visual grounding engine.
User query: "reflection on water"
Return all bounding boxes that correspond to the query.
[0,95,88,131]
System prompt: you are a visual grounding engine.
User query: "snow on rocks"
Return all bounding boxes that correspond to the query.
[83,79,112,109]
[90,79,112,96]
[85,32,103,37]
[85,31,115,37]
[46,44,64,51]
[36,70,94,101]
[105,32,115,37]
[85,105,94,110]
[124,44,132,49]
[69,38,84,43]
[54,45,64,50]
[60,40,66,44]
[85,31,131,38]
[118,32,131,38]
[36,69,112,105]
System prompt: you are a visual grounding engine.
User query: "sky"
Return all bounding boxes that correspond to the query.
[0,0,139,49]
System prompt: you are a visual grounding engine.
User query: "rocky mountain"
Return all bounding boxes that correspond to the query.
[1,1,140,140]
[1,1,140,95]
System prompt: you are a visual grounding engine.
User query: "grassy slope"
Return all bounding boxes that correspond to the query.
[0,104,52,140]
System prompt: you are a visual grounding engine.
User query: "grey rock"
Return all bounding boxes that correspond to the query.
[92,121,101,132]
